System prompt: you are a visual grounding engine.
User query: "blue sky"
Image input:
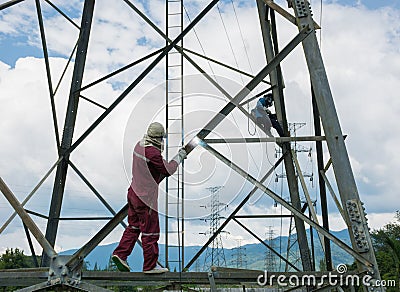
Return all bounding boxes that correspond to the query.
[1,0,399,65]
[333,0,400,9]
[0,0,399,254]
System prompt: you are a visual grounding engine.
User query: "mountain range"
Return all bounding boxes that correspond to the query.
[61,228,353,272]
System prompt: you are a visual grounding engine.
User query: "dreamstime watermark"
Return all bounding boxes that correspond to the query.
[257,264,397,288]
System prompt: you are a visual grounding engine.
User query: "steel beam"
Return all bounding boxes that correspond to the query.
[79,94,107,110]
[61,0,220,271]
[256,0,312,271]
[25,209,49,220]
[35,0,60,151]
[67,0,220,156]
[68,161,127,229]
[58,217,113,221]
[0,178,57,259]
[292,150,326,253]
[204,136,328,143]
[116,8,310,161]
[312,90,332,270]
[320,170,347,224]
[43,0,95,266]
[263,0,320,29]
[118,0,305,148]
[0,0,24,10]
[238,86,274,106]
[65,204,128,269]
[23,223,39,267]
[65,161,152,263]
[175,43,272,137]
[184,27,311,157]
[79,48,164,92]
[0,269,366,288]
[234,214,293,219]
[15,282,113,292]
[44,0,80,29]
[182,47,271,85]
[196,139,373,267]
[233,218,300,271]
[291,0,382,286]
[54,41,78,96]
[0,157,62,234]
[185,154,286,270]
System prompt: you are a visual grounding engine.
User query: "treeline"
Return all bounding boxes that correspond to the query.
[369,211,400,292]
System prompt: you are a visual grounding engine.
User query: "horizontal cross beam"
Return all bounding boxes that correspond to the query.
[204,136,328,144]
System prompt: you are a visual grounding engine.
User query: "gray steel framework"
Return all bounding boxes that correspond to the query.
[0,0,383,291]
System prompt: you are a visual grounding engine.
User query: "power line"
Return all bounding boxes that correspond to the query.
[230,0,253,74]
[216,4,244,84]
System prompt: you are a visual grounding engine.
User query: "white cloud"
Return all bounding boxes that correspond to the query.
[0,0,399,260]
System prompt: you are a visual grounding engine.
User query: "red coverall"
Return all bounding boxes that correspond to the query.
[113,142,178,271]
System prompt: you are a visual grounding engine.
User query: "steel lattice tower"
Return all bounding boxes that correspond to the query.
[203,186,227,270]
[232,239,246,269]
[265,226,277,272]
[0,0,385,291]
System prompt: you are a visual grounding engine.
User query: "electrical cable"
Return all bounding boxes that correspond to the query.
[228,0,259,136]
[184,3,268,173]
[183,5,270,175]
[192,4,263,172]
[183,5,217,81]
[230,0,253,74]
[217,4,244,85]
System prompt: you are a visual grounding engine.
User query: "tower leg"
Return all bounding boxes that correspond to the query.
[256,0,312,271]
[290,0,382,287]
[42,0,95,266]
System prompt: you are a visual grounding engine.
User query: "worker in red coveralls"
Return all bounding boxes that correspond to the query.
[112,122,187,274]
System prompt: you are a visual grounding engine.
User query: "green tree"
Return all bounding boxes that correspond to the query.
[0,248,31,269]
[0,248,34,292]
[371,211,400,292]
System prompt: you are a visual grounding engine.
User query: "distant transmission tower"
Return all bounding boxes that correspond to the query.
[265,226,277,272]
[203,186,227,270]
[275,122,313,270]
[231,239,247,269]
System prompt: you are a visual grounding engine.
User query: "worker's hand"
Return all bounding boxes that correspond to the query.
[178,148,187,161]
[173,148,187,164]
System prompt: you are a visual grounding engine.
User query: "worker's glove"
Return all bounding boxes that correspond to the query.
[174,148,187,164]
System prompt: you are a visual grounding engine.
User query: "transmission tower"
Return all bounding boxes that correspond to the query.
[265,226,277,272]
[275,122,314,270]
[0,0,385,290]
[203,186,227,270]
[231,239,247,269]
[285,217,301,271]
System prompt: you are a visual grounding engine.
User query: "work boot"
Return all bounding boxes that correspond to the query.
[112,254,130,272]
[143,264,169,274]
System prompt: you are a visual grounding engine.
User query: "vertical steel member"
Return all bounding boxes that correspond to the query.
[256,0,312,271]
[42,0,95,267]
[289,0,382,288]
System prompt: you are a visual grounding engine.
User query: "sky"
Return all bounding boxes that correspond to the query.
[0,0,399,267]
